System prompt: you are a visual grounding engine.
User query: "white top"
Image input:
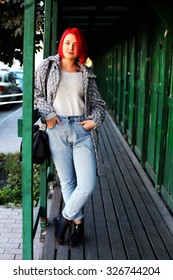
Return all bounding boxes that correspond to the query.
[53,70,84,116]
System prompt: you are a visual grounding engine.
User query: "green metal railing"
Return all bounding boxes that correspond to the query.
[18,0,58,260]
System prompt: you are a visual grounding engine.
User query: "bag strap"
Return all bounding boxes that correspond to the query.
[45,60,53,100]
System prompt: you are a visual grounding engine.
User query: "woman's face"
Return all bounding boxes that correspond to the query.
[62,33,78,60]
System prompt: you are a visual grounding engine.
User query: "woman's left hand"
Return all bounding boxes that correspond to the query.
[78,119,96,131]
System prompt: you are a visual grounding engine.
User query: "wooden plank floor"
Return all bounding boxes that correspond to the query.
[41,112,173,260]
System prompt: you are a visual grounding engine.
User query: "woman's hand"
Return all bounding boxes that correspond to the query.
[78,119,96,131]
[46,116,62,129]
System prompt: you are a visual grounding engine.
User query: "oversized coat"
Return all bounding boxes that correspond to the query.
[34,54,106,174]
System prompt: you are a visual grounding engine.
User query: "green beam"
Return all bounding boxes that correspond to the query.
[51,0,58,55]
[22,0,36,260]
[157,30,172,185]
[40,162,48,218]
[43,0,52,58]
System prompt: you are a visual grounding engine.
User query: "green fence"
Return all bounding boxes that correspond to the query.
[95,5,173,212]
[18,0,57,260]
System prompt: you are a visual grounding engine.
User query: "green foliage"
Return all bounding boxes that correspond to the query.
[0,152,40,207]
[0,0,43,66]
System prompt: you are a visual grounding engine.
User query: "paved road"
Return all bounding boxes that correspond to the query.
[0,105,22,154]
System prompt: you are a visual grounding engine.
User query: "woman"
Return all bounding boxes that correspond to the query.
[34,27,106,247]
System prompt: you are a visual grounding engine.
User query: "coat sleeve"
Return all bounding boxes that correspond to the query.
[34,60,56,121]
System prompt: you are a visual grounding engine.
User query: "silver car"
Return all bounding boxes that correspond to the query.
[0,70,22,106]
[9,69,23,92]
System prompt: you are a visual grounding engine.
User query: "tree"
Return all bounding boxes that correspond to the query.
[0,0,43,66]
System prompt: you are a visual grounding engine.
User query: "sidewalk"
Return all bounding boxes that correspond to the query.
[0,207,44,260]
[0,106,44,260]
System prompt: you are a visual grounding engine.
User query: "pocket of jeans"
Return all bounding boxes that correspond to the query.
[76,123,91,135]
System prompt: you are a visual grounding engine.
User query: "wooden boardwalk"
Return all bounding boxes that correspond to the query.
[41,112,173,260]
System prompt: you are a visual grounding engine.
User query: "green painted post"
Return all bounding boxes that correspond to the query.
[112,45,117,120]
[43,0,52,58]
[22,0,36,260]
[39,161,48,242]
[107,52,111,110]
[121,41,128,134]
[51,0,58,55]
[49,0,57,191]
[39,0,52,235]
[157,28,171,185]
[127,35,136,146]
[116,44,122,124]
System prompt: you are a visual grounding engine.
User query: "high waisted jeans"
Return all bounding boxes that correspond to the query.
[47,115,96,222]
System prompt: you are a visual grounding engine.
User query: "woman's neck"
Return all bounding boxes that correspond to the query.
[61,59,80,72]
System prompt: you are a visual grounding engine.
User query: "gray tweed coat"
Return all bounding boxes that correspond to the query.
[34,54,106,174]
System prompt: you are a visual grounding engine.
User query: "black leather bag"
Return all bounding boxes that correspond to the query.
[20,60,52,164]
[33,60,52,164]
[19,124,50,165]
[32,124,50,164]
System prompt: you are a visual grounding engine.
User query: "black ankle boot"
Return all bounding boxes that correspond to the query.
[53,214,70,245]
[68,223,84,247]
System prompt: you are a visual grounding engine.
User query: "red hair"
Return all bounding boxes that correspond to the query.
[58,28,88,64]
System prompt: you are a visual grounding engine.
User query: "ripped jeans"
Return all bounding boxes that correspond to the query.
[47,115,96,222]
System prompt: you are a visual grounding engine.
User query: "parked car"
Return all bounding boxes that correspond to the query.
[0,70,22,106]
[9,69,23,92]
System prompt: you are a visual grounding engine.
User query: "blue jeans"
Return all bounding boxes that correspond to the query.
[47,115,96,222]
